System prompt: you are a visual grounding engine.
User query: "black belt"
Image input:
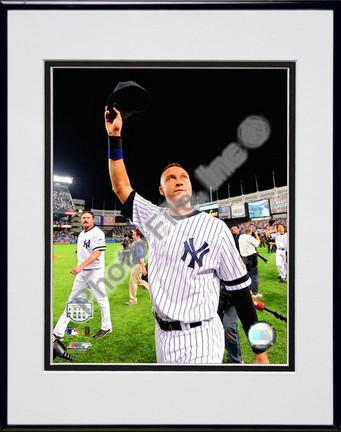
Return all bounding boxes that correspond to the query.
[153,312,202,331]
[278,248,285,250]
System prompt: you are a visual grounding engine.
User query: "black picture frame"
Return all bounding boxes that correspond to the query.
[2,1,340,431]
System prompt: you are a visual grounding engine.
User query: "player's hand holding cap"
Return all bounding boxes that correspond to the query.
[107,81,151,119]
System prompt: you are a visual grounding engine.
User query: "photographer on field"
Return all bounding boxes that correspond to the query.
[238,226,262,298]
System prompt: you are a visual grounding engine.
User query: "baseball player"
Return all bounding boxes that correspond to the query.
[104,107,269,364]
[274,224,288,282]
[53,211,112,340]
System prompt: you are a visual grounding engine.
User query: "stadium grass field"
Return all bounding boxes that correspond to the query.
[52,242,288,365]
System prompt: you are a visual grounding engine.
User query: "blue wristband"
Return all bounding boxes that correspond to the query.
[108,147,123,160]
[108,136,123,160]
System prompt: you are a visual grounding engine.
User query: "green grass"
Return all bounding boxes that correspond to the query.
[52,243,288,365]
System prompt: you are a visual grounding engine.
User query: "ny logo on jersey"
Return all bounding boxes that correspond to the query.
[181,238,209,269]
[83,239,91,249]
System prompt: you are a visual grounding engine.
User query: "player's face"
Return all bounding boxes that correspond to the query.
[159,166,192,208]
[81,213,95,231]
[277,225,285,234]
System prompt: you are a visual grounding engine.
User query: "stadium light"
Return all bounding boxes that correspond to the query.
[54,175,73,184]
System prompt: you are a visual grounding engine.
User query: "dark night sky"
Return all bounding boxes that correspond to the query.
[52,63,289,211]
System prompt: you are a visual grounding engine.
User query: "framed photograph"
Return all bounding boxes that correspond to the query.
[3,1,340,430]
[47,60,292,371]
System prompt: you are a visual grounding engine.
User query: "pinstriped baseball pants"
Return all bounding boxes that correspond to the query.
[155,314,225,364]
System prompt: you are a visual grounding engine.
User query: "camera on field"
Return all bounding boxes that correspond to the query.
[257,252,268,263]
[53,338,73,362]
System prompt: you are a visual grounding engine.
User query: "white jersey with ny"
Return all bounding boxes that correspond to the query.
[132,193,250,323]
[77,226,106,269]
[275,232,287,251]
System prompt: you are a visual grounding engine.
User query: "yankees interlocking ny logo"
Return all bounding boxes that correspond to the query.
[181,238,209,269]
[83,239,91,249]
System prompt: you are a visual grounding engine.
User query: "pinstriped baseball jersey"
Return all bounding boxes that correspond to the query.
[131,193,250,323]
[77,226,106,270]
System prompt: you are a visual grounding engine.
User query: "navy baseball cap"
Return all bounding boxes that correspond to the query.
[107,81,151,119]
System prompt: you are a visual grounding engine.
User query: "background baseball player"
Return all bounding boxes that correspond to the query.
[270,224,288,283]
[53,211,112,340]
[104,106,269,364]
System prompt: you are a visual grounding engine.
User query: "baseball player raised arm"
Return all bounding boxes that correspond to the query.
[105,106,133,203]
[104,105,269,365]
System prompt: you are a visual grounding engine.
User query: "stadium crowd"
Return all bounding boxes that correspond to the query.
[233,218,287,236]
[53,229,77,243]
[53,186,75,213]
[110,226,134,240]
[53,218,287,244]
